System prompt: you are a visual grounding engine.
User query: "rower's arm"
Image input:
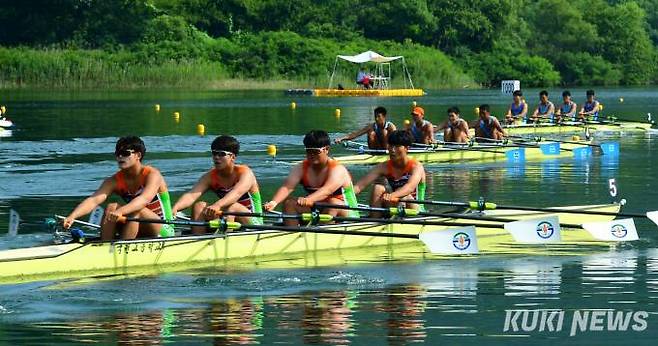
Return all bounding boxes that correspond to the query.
[335,124,371,143]
[305,165,349,204]
[115,169,163,216]
[212,168,256,209]
[425,123,435,144]
[390,163,424,199]
[568,103,577,116]
[388,123,397,131]
[172,171,211,214]
[353,164,385,195]
[519,103,528,118]
[548,103,555,115]
[532,105,540,116]
[493,118,506,135]
[65,177,114,221]
[268,164,302,206]
[434,120,448,131]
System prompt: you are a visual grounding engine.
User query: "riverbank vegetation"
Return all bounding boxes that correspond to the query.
[0,0,657,89]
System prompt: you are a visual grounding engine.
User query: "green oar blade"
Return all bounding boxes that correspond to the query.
[581,218,638,241]
[418,226,479,255]
[504,216,561,243]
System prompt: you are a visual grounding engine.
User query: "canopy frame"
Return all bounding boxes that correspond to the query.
[328,51,416,90]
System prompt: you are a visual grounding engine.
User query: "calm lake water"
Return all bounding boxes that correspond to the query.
[1,87,657,344]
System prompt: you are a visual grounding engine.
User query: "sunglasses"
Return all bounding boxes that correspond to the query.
[211,150,234,157]
[115,149,135,157]
[305,147,326,155]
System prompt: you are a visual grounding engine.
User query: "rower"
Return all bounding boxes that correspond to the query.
[62,136,174,241]
[353,130,426,217]
[172,135,262,234]
[555,90,577,123]
[334,106,396,149]
[407,106,434,144]
[435,106,469,143]
[531,90,555,123]
[470,104,505,141]
[264,130,359,226]
[578,89,600,122]
[504,90,528,125]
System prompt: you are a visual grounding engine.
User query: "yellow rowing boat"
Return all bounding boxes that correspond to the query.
[336,141,595,165]
[0,203,625,284]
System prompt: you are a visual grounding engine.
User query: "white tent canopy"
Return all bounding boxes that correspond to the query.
[336,50,403,64]
[328,50,415,89]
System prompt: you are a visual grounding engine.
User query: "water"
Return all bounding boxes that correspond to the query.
[0,87,657,344]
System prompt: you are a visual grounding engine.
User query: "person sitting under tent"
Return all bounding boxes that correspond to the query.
[356,67,372,89]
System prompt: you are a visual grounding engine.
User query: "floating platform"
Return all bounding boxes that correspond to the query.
[286,88,425,97]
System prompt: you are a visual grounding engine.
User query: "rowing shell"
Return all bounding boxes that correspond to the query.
[0,203,624,284]
[335,141,594,165]
[501,121,652,136]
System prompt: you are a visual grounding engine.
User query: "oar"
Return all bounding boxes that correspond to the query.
[312,203,638,242]
[118,216,480,254]
[403,198,658,226]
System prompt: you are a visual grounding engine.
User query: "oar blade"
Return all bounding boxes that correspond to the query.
[540,142,560,155]
[573,146,593,159]
[600,142,620,156]
[88,206,104,226]
[581,218,638,241]
[504,216,561,243]
[8,209,20,236]
[647,211,658,227]
[505,148,525,163]
[418,226,479,255]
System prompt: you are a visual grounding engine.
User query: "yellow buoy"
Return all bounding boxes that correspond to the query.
[291,102,297,110]
[1,105,6,114]
[619,97,624,103]
[572,135,581,141]
[174,111,180,117]
[404,119,411,127]
[267,144,277,158]
[474,107,480,115]
[155,104,160,112]
[335,108,341,117]
[173,113,180,123]
[197,124,205,136]
[412,101,417,107]
[599,103,604,111]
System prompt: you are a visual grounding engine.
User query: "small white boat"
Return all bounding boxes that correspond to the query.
[0,117,13,128]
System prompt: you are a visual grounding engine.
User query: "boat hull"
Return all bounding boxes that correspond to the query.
[336,141,592,165]
[0,204,620,284]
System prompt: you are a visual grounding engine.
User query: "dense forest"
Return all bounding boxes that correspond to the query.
[1,0,657,88]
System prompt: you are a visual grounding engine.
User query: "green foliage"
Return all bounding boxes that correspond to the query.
[2,0,658,87]
[554,52,622,85]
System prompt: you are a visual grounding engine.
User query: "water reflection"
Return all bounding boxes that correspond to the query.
[5,250,658,344]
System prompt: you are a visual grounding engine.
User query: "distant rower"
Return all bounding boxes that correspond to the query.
[334,106,396,149]
[504,90,528,125]
[435,106,469,143]
[353,130,426,217]
[531,90,555,123]
[406,106,434,144]
[555,90,577,123]
[470,104,505,141]
[264,130,358,225]
[578,89,600,122]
